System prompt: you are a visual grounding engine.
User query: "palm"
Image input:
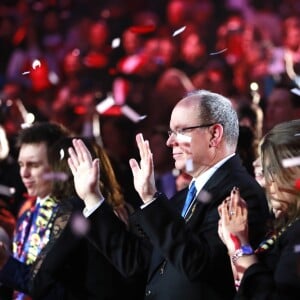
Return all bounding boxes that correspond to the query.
[129,134,156,202]
[68,139,100,200]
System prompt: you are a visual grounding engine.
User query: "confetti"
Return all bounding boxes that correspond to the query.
[32,59,41,69]
[71,213,90,236]
[185,158,194,172]
[282,156,300,168]
[129,24,156,34]
[25,112,35,124]
[119,54,143,74]
[21,123,32,129]
[22,71,31,75]
[43,172,68,181]
[121,105,146,123]
[197,190,212,204]
[209,48,228,56]
[60,149,65,160]
[0,184,15,197]
[96,94,115,114]
[172,26,186,37]
[291,88,300,97]
[111,38,121,49]
[113,77,128,105]
[294,244,300,253]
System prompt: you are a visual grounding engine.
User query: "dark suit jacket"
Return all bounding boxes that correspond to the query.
[236,218,300,299]
[0,197,145,300]
[87,155,271,300]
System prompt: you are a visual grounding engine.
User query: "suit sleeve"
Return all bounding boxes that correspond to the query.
[87,201,151,278]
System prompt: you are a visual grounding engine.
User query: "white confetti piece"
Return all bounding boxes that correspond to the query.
[186,158,194,172]
[32,59,41,69]
[71,213,90,236]
[0,184,15,197]
[22,71,31,75]
[121,105,146,123]
[209,48,228,56]
[172,26,186,37]
[111,37,121,49]
[43,172,68,181]
[291,88,300,96]
[60,149,65,160]
[294,244,300,253]
[282,156,300,168]
[96,94,115,114]
[197,190,212,204]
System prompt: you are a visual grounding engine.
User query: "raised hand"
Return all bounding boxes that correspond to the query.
[68,139,103,208]
[129,133,157,203]
[218,187,249,253]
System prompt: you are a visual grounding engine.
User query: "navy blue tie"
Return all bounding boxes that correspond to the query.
[181,181,197,217]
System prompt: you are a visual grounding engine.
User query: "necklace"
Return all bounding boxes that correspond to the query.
[255,217,299,254]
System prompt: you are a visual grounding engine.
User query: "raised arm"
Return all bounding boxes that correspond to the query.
[68,139,104,209]
[128,133,157,203]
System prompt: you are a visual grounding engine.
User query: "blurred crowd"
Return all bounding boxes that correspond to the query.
[1,0,300,216]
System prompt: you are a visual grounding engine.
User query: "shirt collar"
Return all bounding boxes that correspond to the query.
[192,153,235,193]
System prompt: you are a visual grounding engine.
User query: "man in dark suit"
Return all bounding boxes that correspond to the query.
[68,90,271,300]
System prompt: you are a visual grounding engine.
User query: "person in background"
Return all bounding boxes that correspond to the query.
[1,122,70,300]
[263,84,300,135]
[218,119,300,298]
[67,89,270,300]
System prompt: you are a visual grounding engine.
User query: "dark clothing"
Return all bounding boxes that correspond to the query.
[87,155,270,300]
[236,218,300,299]
[0,197,144,300]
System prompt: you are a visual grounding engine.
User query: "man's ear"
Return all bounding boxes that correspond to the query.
[209,124,223,147]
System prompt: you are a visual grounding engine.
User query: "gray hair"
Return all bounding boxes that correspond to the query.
[187,90,239,149]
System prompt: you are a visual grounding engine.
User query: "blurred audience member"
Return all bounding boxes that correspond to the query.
[51,49,95,136]
[263,84,300,134]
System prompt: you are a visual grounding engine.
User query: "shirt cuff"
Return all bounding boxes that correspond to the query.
[140,192,161,209]
[83,197,105,217]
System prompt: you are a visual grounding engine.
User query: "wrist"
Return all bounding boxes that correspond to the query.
[230,233,241,250]
[231,244,254,265]
[84,193,104,210]
[142,190,159,204]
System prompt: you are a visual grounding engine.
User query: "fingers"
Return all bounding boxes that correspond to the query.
[129,158,139,176]
[68,146,79,171]
[68,139,94,170]
[67,156,76,175]
[229,187,239,213]
[73,139,93,164]
[221,201,230,223]
[92,158,100,180]
[136,133,152,162]
[136,133,147,159]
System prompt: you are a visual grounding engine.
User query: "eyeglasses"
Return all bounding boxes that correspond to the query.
[167,123,215,137]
